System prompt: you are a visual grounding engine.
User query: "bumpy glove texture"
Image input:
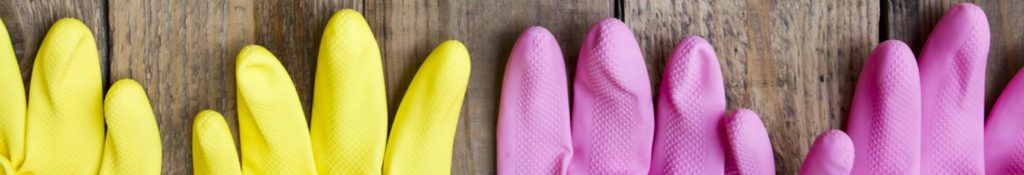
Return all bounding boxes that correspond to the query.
[0,18,161,175]
[568,18,655,175]
[312,8,388,174]
[498,19,775,175]
[191,9,471,175]
[382,40,470,175]
[799,130,854,174]
[800,3,1004,174]
[496,26,572,175]
[917,3,989,174]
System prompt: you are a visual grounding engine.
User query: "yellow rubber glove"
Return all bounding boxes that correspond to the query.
[382,40,470,175]
[192,9,471,175]
[0,18,161,174]
[311,8,389,174]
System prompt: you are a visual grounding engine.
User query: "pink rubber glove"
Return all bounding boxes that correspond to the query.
[652,36,774,175]
[498,20,775,174]
[800,3,990,174]
[985,67,1024,174]
[569,18,654,175]
[497,19,654,175]
[801,41,921,175]
[496,26,573,175]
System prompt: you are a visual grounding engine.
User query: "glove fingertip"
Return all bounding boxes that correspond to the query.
[568,18,654,174]
[650,35,727,174]
[847,40,921,174]
[799,130,853,175]
[383,41,471,175]
[724,108,775,175]
[194,110,227,131]
[434,40,472,75]
[105,79,152,111]
[917,3,988,173]
[312,8,389,174]
[101,79,161,174]
[329,9,366,25]
[320,8,378,61]
[21,17,104,173]
[498,26,572,174]
[192,110,241,175]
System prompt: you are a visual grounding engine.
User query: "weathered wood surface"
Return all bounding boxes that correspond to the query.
[1,0,1021,174]
[107,0,263,172]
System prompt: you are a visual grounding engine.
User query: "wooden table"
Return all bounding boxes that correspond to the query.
[1,0,1020,174]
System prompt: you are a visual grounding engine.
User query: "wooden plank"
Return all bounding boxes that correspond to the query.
[0,0,108,90]
[365,0,612,173]
[626,0,879,174]
[884,0,1024,113]
[108,0,256,174]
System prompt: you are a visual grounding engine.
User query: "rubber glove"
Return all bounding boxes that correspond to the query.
[653,36,775,175]
[191,9,471,175]
[497,26,572,175]
[568,18,655,175]
[498,19,775,175]
[801,41,920,175]
[0,18,162,174]
[800,3,989,174]
[984,66,1024,174]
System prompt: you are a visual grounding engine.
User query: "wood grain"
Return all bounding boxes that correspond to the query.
[108,0,257,173]
[884,0,1024,114]
[0,0,108,90]
[625,0,879,174]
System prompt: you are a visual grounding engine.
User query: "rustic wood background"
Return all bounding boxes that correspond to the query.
[1,0,1021,174]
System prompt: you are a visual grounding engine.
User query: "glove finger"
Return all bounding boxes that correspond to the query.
[497,27,572,175]
[22,18,104,174]
[567,18,655,175]
[98,79,161,174]
[985,67,1024,174]
[846,41,920,174]
[650,36,726,174]
[723,109,775,175]
[192,110,241,175]
[235,45,316,174]
[799,130,854,175]
[917,3,989,174]
[0,17,25,165]
[310,9,388,175]
[383,41,470,175]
